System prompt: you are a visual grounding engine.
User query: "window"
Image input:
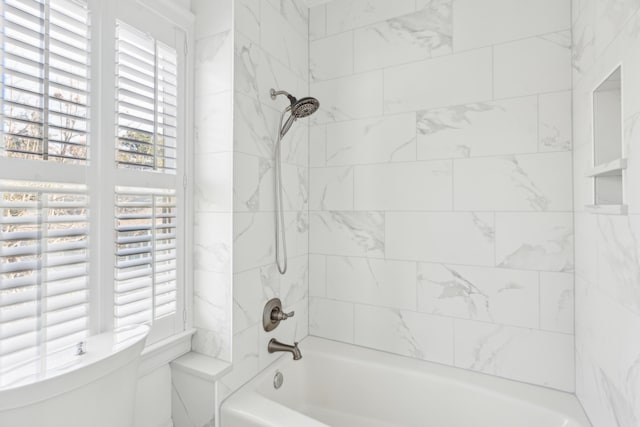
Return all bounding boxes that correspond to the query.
[0,0,190,381]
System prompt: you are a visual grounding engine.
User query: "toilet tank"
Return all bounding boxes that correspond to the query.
[0,324,149,427]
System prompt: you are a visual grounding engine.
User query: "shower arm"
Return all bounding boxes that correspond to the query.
[270,89,297,105]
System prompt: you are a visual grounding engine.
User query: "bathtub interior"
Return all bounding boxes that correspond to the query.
[225,337,591,427]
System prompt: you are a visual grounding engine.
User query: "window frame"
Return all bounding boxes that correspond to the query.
[0,0,194,357]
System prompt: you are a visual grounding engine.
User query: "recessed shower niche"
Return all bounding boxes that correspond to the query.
[587,66,627,215]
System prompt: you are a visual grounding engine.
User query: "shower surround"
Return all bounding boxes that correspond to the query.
[308,0,575,392]
[573,1,640,426]
[187,1,640,426]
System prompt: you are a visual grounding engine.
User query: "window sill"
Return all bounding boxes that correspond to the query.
[139,328,196,377]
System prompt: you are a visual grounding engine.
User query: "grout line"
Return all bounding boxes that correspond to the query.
[309,295,574,336]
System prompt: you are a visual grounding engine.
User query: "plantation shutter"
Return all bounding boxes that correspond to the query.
[114,188,177,330]
[113,17,182,342]
[1,0,90,163]
[0,0,90,385]
[115,21,177,173]
[0,181,89,386]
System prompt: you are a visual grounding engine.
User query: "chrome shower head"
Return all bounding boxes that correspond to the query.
[270,89,320,137]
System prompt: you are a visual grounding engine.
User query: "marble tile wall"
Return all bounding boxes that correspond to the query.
[573,1,640,426]
[217,0,311,401]
[308,0,575,392]
[191,0,234,363]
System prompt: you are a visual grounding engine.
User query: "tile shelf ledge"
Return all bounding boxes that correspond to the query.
[586,157,627,177]
[585,204,628,215]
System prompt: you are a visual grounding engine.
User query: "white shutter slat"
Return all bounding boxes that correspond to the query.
[115,21,178,173]
[114,188,177,330]
[1,0,89,164]
[0,178,89,375]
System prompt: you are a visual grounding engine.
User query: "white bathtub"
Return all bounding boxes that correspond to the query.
[221,337,592,427]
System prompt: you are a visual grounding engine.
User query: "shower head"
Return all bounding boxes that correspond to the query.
[270,89,320,137]
[290,97,320,118]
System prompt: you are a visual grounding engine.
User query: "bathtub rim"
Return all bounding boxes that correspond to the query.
[222,336,592,427]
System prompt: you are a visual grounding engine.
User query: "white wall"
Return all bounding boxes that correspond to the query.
[573,1,640,426]
[308,0,575,392]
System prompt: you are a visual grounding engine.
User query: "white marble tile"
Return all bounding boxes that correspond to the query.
[218,325,259,393]
[233,152,274,213]
[574,213,599,283]
[572,1,595,85]
[280,122,309,167]
[309,254,327,297]
[594,0,640,58]
[309,297,354,342]
[193,270,232,361]
[417,263,539,328]
[386,212,495,266]
[310,71,384,124]
[310,166,353,211]
[195,31,233,97]
[265,0,309,38]
[235,33,308,111]
[233,266,278,333]
[353,3,452,72]
[325,113,416,166]
[326,256,417,310]
[310,211,384,257]
[280,255,309,307]
[454,320,575,391]
[454,152,573,212]
[325,0,415,34]
[260,0,308,79]
[310,32,354,81]
[453,0,570,51]
[309,4,326,40]
[280,163,309,212]
[309,125,327,167]
[195,152,233,212]
[195,91,233,154]
[494,32,572,99]
[283,210,309,259]
[596,215,640,316]
[354,161,452,211]
[384,48,492,114]
[194,212,232,274]
[495,213,574,272]
[235,0,261,43]
[233,212,274,272]
[575,285,640,427]
[540,272,574,334]
[234,93,278,159]
[539,91,572,152]
[354,305,454,365]
[417,96,538,160]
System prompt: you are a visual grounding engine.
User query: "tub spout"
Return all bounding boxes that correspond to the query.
[268,338,302,360]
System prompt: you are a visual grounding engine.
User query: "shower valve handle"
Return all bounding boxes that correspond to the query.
[271,307,295,321]
[263,298,294,332]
